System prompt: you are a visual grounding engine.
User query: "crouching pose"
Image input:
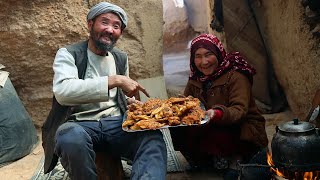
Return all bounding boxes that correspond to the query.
[170,34,270,180]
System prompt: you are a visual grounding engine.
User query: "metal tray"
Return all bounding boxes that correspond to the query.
[122,104,209,132]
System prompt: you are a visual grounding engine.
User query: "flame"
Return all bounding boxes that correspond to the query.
[267,151,286,177]
[267,150,273,166]
[267,150,320,179]
[306,171,320,180]
[304,172,312,179]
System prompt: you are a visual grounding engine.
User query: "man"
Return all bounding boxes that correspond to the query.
[41,2,167,180]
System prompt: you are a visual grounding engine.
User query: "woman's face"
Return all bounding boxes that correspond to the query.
[194,47,219,76]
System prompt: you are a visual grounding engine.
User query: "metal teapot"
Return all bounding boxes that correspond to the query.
[271,118,320,171]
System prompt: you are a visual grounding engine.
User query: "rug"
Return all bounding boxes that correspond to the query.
[31,129,184,180]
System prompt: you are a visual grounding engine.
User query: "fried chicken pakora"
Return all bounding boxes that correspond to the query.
[122,96,206,131]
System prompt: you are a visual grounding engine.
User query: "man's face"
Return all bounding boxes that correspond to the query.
[88,12,122,52]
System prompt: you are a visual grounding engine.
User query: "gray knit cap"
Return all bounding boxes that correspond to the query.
[87,2,128,30]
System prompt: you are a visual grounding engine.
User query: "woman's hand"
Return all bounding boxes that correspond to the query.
[206,109,216,121]
[206,109,223,123]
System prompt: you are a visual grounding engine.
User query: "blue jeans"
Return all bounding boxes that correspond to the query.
[54,116,167,180]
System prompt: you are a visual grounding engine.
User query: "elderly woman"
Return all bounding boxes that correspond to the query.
[170,34,270,179]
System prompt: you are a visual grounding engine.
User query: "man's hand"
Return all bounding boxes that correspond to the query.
[109,75,150,98]
[127,98,142,105]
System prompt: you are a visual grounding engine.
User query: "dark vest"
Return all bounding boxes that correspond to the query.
[41,41,128,173]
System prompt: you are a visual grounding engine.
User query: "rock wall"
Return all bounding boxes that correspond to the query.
[253,0,320,119]
[162,0,193,53]
[163,0,212,53]
[222,0,284,113]
[184,0,211,33]
[0,0,164,127]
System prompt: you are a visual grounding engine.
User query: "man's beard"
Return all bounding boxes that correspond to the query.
[90,29,117,53]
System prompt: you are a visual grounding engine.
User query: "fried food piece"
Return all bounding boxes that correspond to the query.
[151,106,165,116]
[168,97,188,104]
[171,105,180,116]
[185,100,199,109]
[191,106,206,120]
[142,99,163,115]
[135,119,166,130]
[131,114,150,120]
[181,114,200,125]
[128,102,143,112]
[181,106,205,125]
[151,104,173,119]
[127,111,134,120]
[162,106,173,117]
[122,119,136,128]
[130,123,142,131]
[174,104,189,116]
[168,116,181,126]
[155,118,168,124]
[133,110,144,115]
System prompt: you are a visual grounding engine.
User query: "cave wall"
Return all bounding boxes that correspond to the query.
[253,0,320,119]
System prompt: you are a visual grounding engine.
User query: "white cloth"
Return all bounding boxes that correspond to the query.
[0,71,9,88]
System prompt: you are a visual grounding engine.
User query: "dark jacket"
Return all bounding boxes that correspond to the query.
[41,41,128,173]
[184,70,268,148]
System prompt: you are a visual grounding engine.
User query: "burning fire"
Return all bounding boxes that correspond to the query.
[267,151,319,180]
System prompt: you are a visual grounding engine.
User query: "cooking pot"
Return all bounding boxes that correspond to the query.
[271,118,320,171]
